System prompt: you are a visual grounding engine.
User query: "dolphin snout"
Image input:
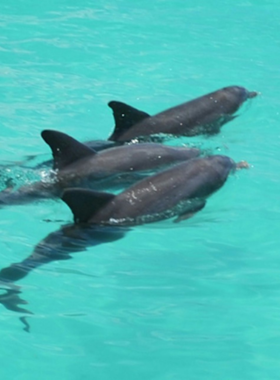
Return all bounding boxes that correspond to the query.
[247,90,259,99]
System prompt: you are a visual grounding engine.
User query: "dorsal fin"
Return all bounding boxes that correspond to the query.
[41,130,97,170]
[62,188,115,224]
[107,101,150,141]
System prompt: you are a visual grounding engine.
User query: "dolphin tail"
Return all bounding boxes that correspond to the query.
[0,287,33,332]
[0,288,33,314]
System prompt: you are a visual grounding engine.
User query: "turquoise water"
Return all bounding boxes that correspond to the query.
[0,0,279,378]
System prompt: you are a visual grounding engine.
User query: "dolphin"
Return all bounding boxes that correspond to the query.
[0,130,200,206]
[0,155,248,287]
[61,155,247,226]
[0,155,248,324]
[108,85,258,142]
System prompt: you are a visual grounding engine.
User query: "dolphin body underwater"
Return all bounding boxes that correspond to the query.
[0,154,248,288]
[0,130,200,206]
[108,85,258,141]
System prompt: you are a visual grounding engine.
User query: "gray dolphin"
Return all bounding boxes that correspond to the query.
[0,130,200,206]
[62,155,246,226]
[0,155,248,287]
[108,85,258,142]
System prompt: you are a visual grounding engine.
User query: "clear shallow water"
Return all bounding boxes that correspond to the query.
[0,0,280,379]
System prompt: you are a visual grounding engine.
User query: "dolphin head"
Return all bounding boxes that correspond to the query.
[206,155,237,180]
[223,86,258,102]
